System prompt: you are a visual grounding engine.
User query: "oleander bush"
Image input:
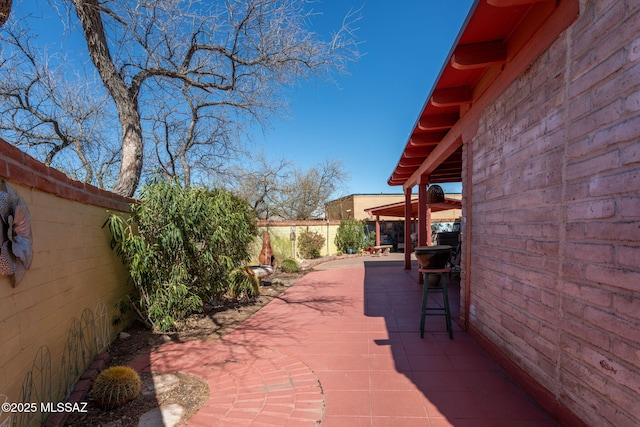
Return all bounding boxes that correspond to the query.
[106,177,257,331]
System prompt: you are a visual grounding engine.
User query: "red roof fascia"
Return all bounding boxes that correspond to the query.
[389,0,578,188]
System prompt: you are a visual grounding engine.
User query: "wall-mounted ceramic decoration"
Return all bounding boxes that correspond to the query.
[0,181,33,287]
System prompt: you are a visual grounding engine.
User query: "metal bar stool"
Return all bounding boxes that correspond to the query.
[419,267,453,339]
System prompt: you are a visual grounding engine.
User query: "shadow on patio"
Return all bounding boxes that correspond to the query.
[359,258,559,426]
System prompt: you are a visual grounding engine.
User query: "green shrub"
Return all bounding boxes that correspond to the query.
[280,258,299,273]
[106,178,257,331]
[335,218,369,254]
[297,229,325,259]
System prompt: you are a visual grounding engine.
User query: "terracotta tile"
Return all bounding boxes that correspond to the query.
[436,338,483,355]
[473,390,554,421]
[369,352,411,371]
[138,258,559,427]
[317,370,370,391]
[370,370,418,391]
[403,339,446,355]
[411,370,469,392]
[429,418,495,427]
[309,332,370,343]
[464,371,522,393]
[302,353,367,371]
[371,390,428,417]
[407,354,456,371]
[421,390,487,420]
[323,390,371,416]
[448,353,500,372]
[369,340,396,355]
[320,416,372,426]
[284,419,320,427]
[372,417,437,427]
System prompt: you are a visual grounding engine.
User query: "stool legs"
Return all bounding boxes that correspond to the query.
[420,272,453,339]
[420,276,429,338]
[442,274,453,339]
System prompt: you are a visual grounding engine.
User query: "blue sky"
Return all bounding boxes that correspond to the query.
[255,1,475,195]
[11,0,474,196]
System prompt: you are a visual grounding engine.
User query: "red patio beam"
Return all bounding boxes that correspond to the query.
[488,0,551,6]
[431,87,473,107]
[451,41,507,70]
[417,113,459,131]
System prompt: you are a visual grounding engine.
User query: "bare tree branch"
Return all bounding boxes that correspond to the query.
[1,0,360,196]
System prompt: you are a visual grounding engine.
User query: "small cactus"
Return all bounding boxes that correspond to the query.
[280,258,299,273]
[91,366,142,409]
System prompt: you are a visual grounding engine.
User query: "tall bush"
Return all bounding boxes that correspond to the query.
[335,218,370,254]
[106,178,257,331]
[297,229,325,259]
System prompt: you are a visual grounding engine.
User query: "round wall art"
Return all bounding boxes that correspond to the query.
[0,181,33,287]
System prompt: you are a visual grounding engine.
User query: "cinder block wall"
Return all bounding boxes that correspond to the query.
[466,1,640,425]
[0,141,133,427]
[257,220,340,258]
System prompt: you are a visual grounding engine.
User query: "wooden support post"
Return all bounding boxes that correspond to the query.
[418,179,428,247]
[404,187,412,270]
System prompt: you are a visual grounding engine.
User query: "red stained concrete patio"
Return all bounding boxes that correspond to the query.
[130,254,560,426]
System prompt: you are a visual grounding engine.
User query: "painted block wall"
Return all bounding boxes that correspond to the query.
[0,141,132,427]
[466,1,640,425]
[257,220,340,259]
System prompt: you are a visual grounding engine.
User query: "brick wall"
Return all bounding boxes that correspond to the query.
[466,1,640,425]
[0,139,133,426]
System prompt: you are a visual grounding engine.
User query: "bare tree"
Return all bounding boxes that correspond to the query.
[228,156,292,219]
[278,159,348,219]
[230,157,348,220]
[0,20,118,184]
[0,0,359,196]
[148,88,244,188]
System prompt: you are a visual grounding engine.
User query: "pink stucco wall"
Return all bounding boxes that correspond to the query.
[463,1,640,425]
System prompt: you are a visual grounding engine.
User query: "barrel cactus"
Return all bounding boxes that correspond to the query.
[280,258,299,273]
[91,366,142,409]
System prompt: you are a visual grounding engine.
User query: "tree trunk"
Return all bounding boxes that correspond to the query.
[71,0,143,197]
[0,0,11,27]
[179,153,191,190]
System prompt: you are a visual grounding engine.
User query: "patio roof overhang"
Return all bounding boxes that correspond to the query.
[365,197,462,219]
[388,0,579,189]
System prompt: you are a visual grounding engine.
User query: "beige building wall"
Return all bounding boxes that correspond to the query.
[327,194,406,220]
[0,141,132,427]
[327,193,462,223]
[352,194,405,220]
